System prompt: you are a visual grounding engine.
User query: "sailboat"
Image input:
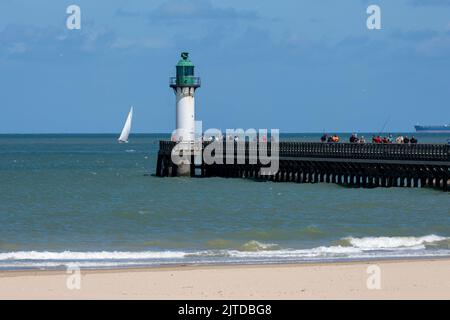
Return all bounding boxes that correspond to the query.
[118,106,133,143]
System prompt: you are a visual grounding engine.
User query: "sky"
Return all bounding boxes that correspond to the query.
[0,0,450,133]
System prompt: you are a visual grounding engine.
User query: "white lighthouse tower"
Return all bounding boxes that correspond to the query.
[170,52,201,143]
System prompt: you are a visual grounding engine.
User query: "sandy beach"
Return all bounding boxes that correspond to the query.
[0,258,449,299]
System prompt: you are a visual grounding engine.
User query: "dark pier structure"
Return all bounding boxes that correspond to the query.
[156,141,450,191]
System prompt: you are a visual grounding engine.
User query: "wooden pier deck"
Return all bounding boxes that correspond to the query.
[156,141,450,191]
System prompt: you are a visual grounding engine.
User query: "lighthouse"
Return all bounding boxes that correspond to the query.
[170,52,201,143]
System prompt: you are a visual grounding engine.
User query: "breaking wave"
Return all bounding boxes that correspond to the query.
[338,235,448,250]
[0,235,449,270]
[238,240,280,252]
[0,250,186,261]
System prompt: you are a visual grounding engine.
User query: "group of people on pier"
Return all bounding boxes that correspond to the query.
[320,133,418,144]
[320,134,341,143]
[371,134,418,144]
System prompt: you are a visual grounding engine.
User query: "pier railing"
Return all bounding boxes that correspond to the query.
[276,142,450,162]
[159,141,450,162]
[169,77,201,88]
[157,140,450,190]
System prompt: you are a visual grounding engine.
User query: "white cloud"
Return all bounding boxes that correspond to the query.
[6,42,26,54]
[110,37,172,49]
[416,34,450,57]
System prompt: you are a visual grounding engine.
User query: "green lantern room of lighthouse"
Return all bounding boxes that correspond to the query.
[170,52,201,89]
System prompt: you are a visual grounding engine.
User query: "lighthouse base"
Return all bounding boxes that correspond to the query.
[156,141,197,178]
[177,163,192,177]
[155,156,193,177]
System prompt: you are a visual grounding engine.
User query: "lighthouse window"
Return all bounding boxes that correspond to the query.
[184,66,194,76]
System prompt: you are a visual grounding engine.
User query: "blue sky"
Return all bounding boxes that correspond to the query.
[1,0,450,133]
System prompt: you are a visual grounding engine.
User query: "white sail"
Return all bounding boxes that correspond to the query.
[118,106,133,143]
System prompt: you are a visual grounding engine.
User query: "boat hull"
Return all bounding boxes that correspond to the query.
[415,125,450,133]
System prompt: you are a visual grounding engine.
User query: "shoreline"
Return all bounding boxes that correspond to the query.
[1,257,449,299]
[1,254,450,274]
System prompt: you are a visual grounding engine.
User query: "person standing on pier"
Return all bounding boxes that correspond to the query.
[396,135,404,144]
[388,134,394,143]
[349,133,359,143]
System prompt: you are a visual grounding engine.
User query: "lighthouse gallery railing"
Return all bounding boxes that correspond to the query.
[159,140,450,162]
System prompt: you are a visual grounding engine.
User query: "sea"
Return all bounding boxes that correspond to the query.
[0,133,449,270]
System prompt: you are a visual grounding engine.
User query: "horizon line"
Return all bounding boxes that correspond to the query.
[0,131,419,135]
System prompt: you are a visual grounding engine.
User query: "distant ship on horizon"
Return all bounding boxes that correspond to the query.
[414,124,450,133]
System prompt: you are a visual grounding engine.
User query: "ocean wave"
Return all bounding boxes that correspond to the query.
[299,225,326,237]
[0,250,186,261]
[228,246,361,258]
[238,240,280,252]
[340,235,448,250]
[0,235,449,269]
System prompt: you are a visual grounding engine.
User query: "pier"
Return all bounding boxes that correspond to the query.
[156,141,450,191]
[158,52,449,192]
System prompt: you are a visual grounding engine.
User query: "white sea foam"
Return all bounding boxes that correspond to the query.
[0,250,186,261]
[0,235,448,269]
[225,245,361,258]
[343,235,447,250]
